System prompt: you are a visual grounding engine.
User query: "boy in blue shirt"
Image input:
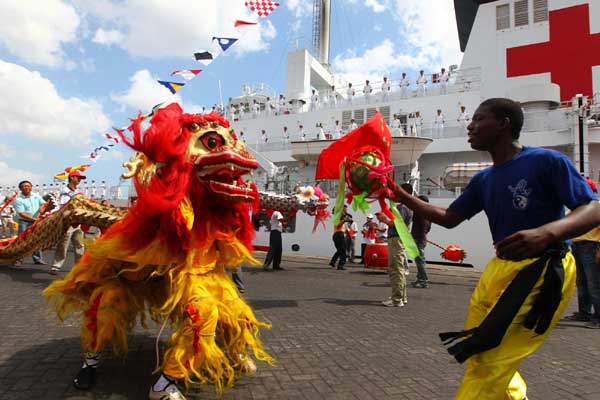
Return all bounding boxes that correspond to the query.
[393,98,600,399]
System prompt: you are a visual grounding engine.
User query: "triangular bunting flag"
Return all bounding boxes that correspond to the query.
[245,0,280,17]
[212,37,238,52]
[234,20,258,28]
[170,69,202,81]
[104,133,120,143]
[194,51,214,65]
[157,80,185,94]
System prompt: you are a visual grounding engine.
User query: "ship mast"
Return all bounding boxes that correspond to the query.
[312,0,331,66]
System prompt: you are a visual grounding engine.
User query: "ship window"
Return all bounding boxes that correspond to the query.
[353,109,365,125]
[533,0,548,23]
[341,110,352,131]
[366,107,378,121]
[514,0,529,27]
[496,4,510,30]
[379,106,391,124]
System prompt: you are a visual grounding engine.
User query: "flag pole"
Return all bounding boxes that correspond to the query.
[218,80,224,109]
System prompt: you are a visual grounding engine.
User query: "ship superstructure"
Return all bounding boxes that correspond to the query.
[229,0,600,268]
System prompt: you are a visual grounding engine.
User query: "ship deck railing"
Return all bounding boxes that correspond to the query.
[229,67,483,120]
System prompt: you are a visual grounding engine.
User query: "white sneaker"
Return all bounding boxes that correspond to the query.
[149,383,186,400]
[382,299,404,307]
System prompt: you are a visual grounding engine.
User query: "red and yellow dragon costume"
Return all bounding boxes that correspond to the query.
[41,104,278,392]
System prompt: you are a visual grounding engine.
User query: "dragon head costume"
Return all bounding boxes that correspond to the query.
[43,104,275,396]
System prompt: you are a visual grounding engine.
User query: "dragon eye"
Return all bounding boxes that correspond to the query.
[199,131,225,149]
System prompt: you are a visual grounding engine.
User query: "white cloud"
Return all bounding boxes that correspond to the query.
[111,69,182,112]
[0,161,45,187]
[0,60,112,146]
[0,144,14,158]
[332,39,425,84]
[286,0,312,18]
[390,0,462,69]
[365,0,386,13]
[76,0,277,58]
[110,69,207,114]
[92,28,124,46]
[0,0,80,67]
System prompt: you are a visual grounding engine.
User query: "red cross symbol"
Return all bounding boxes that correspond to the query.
[506,4,600,102]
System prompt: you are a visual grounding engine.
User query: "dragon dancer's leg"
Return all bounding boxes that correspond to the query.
[74,281,138,390]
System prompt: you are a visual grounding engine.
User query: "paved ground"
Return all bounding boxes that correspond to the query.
[0,251,599,400]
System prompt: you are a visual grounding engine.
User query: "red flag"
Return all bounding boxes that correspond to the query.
[315,112,391,180]
[234,20,258,27]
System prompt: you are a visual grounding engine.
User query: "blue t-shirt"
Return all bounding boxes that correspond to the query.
[449,147,596,244]
[13,193,46,221]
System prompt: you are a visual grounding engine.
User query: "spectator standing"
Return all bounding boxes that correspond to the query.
[329,216,347,270]
[375,213,388,243]
[298,125,306,141]
[350,118,358,132]
[399,72,410,99]
[310,89,319,111]
[457,105,471,131]
[391,114,402,136]
[416,70,427,97]
[252,100,259,118]
[363,80,372,104]
[411,195,432,288]
[435,109,446,136]
[361,214,377,261]
[278,94,286,115]
[263,210,284,271]
[381,77,391,102]
[564,181,600,328]
[13,180,48,266]
[346,83,355,105]
[50,171,87,274]
[282,126,290,145]
[333,120,343,139]
[328,85,337,108]
[378,208,408,307]
[439,67,449,95]
[345,214,358,262]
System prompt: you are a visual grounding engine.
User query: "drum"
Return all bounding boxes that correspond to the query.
[364,243,388,270]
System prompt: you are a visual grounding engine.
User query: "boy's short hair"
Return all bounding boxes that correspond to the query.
[479,98,524,139]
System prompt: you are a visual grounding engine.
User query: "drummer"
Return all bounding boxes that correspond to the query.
[361,214,377,261]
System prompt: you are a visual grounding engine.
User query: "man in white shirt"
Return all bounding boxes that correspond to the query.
[51,171,86,275]
[261,129,268,145]
[346,83,355,105]
[278,94,286,115]
[333,120,343,139]
[328,85,337,108]
[298,125,306,141]
[416,70,428,97]
[391,113,403,136]
[283,126,290,145]
[414,111,423,136]
[439,67,449,95]
[434,109,445,137]
[375,214,388,243]
[252,100,260,118]
[316,123,325,140]
[399,73,410,99]
[265,97,274,116]
[350,118,358,132]
[457,105,471,131]
[263,210,284,270]
[381,77,391,102]
[310,89,319,111]
[363,80,372,104]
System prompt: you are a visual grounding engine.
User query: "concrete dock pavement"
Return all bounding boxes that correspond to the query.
[0,251,598,399]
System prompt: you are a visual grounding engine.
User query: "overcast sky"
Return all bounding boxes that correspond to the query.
[0,0,462,188]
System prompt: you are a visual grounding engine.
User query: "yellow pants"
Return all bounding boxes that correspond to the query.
[455,253,576,400]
